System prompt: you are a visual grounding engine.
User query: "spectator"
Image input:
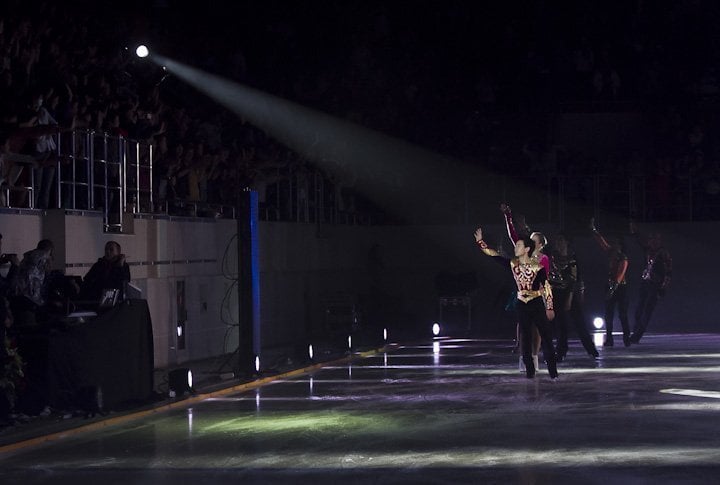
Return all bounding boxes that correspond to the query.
[20,92,59,209]
[9,239,54,327]
[79,241,131,302]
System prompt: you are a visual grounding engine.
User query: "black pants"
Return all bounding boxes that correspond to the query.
[517,298,558,378]
[604,283,630,339]
[633,281,661,340]
[555,288,598,357]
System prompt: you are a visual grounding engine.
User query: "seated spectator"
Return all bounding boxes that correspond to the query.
[79,241,131,302]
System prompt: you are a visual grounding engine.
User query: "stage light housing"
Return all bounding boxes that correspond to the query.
[168,368,193,397]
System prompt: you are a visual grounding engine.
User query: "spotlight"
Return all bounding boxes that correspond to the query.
[432,322,441,336]
[347,335,353,350]
[383,327,388,342]
[593,317,605,330]
[176,321,186,350]
[168,368,193,397]
[254,355,260,373]
[136,45,149,58]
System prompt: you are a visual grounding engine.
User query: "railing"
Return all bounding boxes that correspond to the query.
[4,129,720,228]
[54,130,141,231]
[254,165,375,225]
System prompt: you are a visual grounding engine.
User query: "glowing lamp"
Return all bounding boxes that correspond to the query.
[168,368,193,397]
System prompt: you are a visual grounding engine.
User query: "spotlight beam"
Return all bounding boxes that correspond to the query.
[149,54,529,223]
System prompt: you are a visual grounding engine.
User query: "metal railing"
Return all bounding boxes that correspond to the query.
[6,129,720,228]
[55,129,146,231]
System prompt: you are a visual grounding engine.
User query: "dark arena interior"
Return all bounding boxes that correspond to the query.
[1,1,720,483]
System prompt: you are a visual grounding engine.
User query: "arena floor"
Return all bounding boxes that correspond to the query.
[2,333,720,484]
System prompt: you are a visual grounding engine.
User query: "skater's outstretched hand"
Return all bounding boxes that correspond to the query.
[473,227,483,242]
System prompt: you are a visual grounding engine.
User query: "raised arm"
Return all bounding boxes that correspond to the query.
[590,218,611,252]
[473,227,501,257]
[500,203,520,243]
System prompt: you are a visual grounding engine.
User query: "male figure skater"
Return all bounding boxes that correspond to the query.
[474,227,558,379]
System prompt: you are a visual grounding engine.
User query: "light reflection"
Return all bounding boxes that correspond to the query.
[620,353,720,359]
[93,446,720,468]
[593,332,604,348]
[433,341,440,366]
[376,351,473,358]
[255,389,260,412]
[320,364,720,374]
[187,408,193,436]
[636,403,720,411]
[201,411,403,435]
[396,344,464,350]
[660,389,720,399]
[205,385,720,405]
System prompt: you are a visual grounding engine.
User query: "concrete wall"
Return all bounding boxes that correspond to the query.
[1,210,237,369]
[258,221,719,343]
[1,210,715,371]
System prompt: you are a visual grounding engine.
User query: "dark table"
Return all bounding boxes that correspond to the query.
[46,299,154,411]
